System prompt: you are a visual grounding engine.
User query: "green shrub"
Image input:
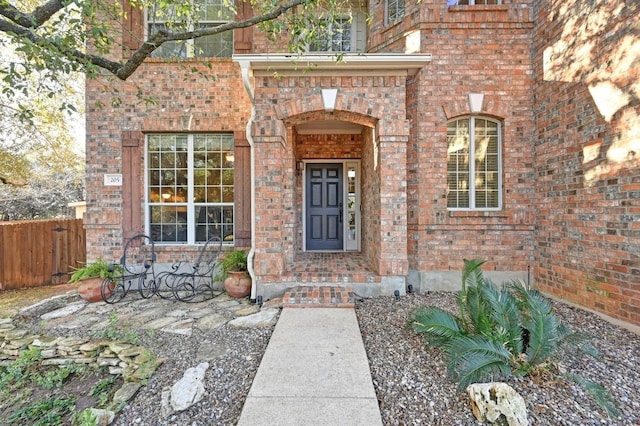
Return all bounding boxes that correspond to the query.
[69,259,122,283]
[218,249,248,279]
[408,259,619,417]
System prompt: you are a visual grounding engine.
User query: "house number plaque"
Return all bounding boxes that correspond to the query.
[104,174,123,186]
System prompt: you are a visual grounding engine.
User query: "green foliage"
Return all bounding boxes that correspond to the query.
[0,347,41,390]
[71,408,98,426]
[33,363,84,389]
[132,349,160,385]
[0,168,85,220]
[91,375,120,407]
[1,0,351,124]
[565,373,621,418]
[70,259,122,283]
[408,259,619,416]
[8,396,76,426]
[0,347,84,393]
[219,249,249,278]
[93,313,139,344]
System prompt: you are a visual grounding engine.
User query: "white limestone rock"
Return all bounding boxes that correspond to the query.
[467,382,528,426]
[228,308,279,328]
[169,362,209,412]
[88,408,115,425]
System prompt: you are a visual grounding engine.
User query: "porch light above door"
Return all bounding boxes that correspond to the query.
[322,89,338,112]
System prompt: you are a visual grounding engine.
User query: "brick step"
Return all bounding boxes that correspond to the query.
[282,286,355,308]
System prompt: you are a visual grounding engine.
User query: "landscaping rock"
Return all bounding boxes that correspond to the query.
[89,408,116,425]
[165,362,210,414]
[467,382,528,426]
[228,308,279,328]
[15,294,78,320]
[40,301,87,320]
[196,313,228,330]
[161,318,194,336]
[113,382,142,404]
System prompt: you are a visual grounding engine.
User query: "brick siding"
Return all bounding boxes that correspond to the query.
[84,0,640,326]
[532,0,640,324]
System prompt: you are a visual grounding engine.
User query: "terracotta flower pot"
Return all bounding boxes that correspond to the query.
[78,277,110,302]
[224,271,251,298]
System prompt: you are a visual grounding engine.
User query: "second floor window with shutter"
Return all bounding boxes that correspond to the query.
[447,117,502,210]
[148,0,234,58]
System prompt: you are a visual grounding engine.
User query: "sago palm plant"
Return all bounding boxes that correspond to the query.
[408,259,619,417]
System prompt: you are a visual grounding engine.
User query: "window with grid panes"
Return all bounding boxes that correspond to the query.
[309,18,353,52]
[146,134,234,244]
[386,0,405,25]
[448,0,502,5]
[147,0,233,58]
[447,117,502,209]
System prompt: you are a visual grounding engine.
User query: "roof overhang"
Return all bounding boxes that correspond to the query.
[233,53,432,77]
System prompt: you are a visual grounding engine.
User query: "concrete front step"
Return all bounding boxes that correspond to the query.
[282,286,355,308]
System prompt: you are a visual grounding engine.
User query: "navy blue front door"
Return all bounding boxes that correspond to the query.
[306,164,343,251]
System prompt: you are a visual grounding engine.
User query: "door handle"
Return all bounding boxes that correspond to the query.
[339,202,343,223]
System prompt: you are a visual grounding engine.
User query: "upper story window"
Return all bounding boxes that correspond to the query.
[447,0,502,5]
[146,134,235,244]
[148,0,234,58]
[310,18,353,52]
[309,3,367,53]
[386,0,405,25]
[447,117,502,210]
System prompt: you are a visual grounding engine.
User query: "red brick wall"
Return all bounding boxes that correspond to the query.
[361,127,380,268]
[386,1,538,274]
[250,73,409,277]
[85,59,251,262]
[532,0,640,325]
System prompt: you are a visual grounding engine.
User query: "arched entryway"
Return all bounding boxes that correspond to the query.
[235,53,430,300]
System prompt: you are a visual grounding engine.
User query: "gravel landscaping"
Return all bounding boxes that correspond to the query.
[4,291,640,425]
[357,293,640,426]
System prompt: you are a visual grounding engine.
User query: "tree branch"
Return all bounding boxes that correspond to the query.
[118,0,308,80]
[1,0,309,81]
[0,0,65,29]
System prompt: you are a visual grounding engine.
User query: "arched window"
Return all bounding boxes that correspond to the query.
[447,117,502,210]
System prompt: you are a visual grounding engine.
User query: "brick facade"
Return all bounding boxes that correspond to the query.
[85,60,252,262]
[84,0,640,326]
[532,0,640,325]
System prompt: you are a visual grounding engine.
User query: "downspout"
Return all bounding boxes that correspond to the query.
[238,60,258,303]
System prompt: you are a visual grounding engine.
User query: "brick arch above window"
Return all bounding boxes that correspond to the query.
[441,96,507,121]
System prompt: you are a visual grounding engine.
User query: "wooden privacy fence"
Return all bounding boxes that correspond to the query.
[0,219,86,290]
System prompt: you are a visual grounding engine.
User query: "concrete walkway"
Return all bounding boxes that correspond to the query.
[238,308,383,426]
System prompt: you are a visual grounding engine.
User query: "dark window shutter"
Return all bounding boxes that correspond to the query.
[234,2,253,53]
[234,134,251,247]
[122,0,144,57]
[122,131,143,240]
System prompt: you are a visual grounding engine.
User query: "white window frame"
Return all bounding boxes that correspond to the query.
[446,116,503,211]
[448,0,503,6]
[307,2,367,54]
[385,0,405,25]
[146,0,234,58]
[145,133,235,245]
[309,16,356,53]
